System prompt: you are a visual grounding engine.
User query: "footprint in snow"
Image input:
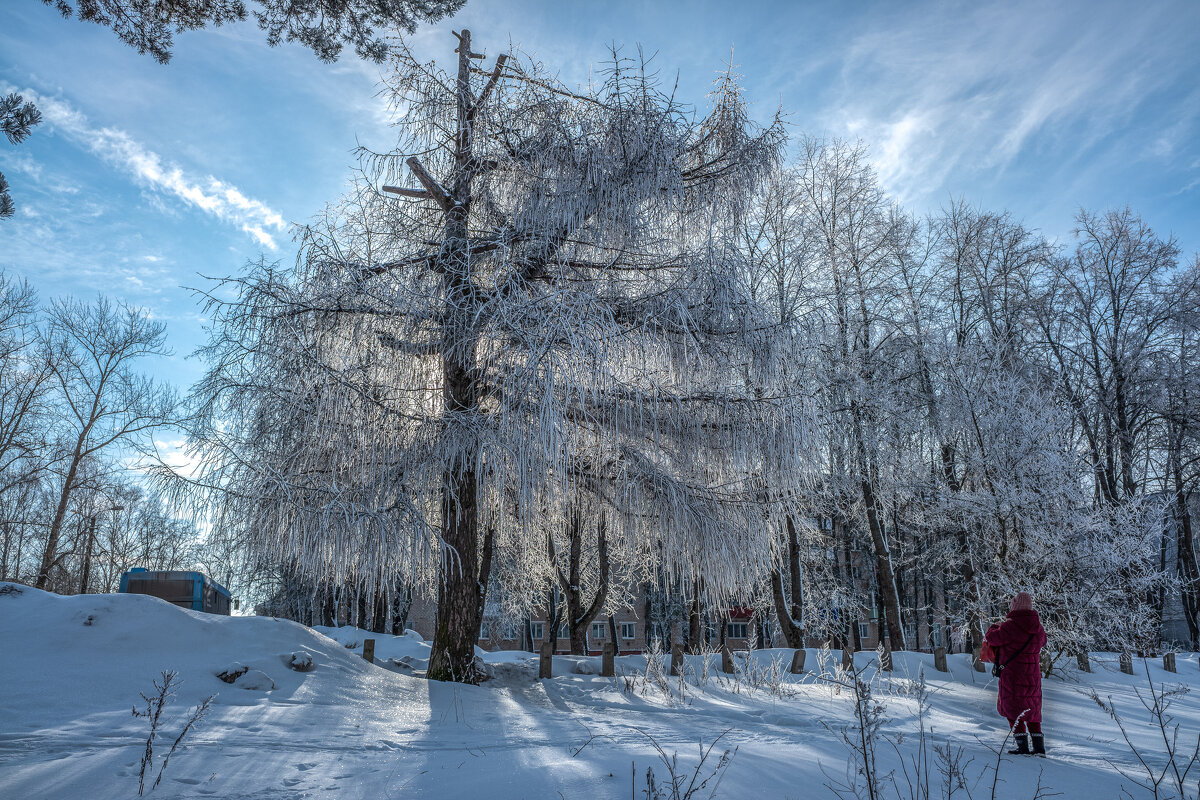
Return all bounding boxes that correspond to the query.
[296,762,318,771]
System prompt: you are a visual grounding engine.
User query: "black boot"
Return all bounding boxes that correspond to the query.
[1008,733,1030,755]
[1031,733,1046,756]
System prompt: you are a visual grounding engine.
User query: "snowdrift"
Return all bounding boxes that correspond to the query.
[3,582,1200,799]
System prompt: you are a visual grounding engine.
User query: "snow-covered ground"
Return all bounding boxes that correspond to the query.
[3,582,1198,799]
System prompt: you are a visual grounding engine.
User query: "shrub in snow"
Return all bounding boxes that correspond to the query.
[215,664,249,684]
[233,669,275,691]
[288,651,314,672]
[638,729,737,800]
[0,583,23,596]
[132,670,215,796]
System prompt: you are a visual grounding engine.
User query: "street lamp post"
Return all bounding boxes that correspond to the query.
[79,503,124,595]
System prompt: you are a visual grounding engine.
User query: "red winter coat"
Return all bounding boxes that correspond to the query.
[984,608,1047,724]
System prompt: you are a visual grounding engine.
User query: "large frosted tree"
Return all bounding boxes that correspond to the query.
[186,31,801,682]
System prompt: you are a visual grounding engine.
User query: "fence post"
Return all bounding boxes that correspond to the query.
[670,642,684,676]
[1119,651,1134,675]
[602,642,616,677]
[1164,652,1177,673]
[934,647,948,672]
[721,645,735,674]
[790,649,806,674]
[1076,652,1090,673]
[539,640,553,679]
[362,638,375,665]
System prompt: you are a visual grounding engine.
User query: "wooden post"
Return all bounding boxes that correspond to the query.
[1164,652,1177,673]
[670,642,683,676]
[1120,652,1134,675]
[790,649,806,674]
[934,647,948,672]
[880,647,893,672]
[602,642,615,677]
[721,645,735,674]
[539,640,553,679]
[971,646,986,673]
[1077,652,1090,673]
[362,638,375,665]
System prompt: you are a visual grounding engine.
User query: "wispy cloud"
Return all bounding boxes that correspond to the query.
[5,85,288,248]
[820,1,1199,207]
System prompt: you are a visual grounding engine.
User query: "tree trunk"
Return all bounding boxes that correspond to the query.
[79,516,96,595]
[554,510,610,656]
[687,579,704,653]
[854,431,905,652]
[1172,430,1200,647]
[426,29,488,683]
[770,514,805,648]
[35,442,85,590]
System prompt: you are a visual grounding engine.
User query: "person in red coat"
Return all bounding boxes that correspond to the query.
[985,591,1048,755]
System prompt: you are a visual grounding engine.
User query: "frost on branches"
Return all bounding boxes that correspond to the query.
[172,31,1200,681]
[185,30,814,682]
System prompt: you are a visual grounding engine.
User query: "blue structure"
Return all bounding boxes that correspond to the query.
[119,568,232,615]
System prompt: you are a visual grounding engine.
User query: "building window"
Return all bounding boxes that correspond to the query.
[502,621,520,640]
[621,622,636,640]
[904,622,917,644]
[591,622,607,639]
[931,623,943,648]
[558,623,569,640]
[858,621,870,641]
[479,621,491,639]
[727,622,749,639]
[530,621,544,640]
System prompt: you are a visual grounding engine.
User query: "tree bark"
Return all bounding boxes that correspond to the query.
[426,29,488,683]
[35,438,87,590]
[770,515,806,647]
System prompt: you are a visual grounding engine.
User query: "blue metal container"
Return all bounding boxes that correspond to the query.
[119,568,232,615]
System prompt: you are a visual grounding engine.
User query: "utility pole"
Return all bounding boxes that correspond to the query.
[79,503,123,595]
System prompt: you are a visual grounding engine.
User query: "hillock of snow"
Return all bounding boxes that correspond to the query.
[3,581,1200,799]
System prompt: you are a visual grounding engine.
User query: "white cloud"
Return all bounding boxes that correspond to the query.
[5,85,288,249]
[821,1,1198,206]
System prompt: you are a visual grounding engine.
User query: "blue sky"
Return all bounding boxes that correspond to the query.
[2,0,1199,397]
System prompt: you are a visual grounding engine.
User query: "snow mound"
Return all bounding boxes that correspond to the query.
[233,668,275,691]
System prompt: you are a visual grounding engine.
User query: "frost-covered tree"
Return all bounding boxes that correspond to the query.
[794,137,911,652]
[1031,208,1181,505]
[184,31,798,682]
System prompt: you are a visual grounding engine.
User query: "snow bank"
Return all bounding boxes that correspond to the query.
[4,582,1200,799]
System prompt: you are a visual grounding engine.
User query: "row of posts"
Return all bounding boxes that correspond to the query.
[536,641,898,679]
[356,637,1185,679]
